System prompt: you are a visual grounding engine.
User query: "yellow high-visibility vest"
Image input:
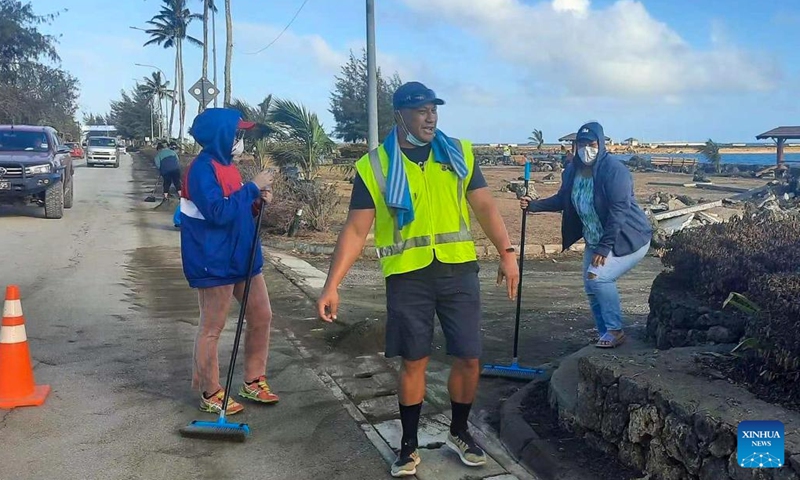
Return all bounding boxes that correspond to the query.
[355,139,477,278]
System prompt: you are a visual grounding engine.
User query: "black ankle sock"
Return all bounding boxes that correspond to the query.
[450,401,472,435]
[399,402,422,453]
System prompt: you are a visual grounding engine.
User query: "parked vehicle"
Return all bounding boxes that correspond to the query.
[65,142,84,158]
[86,136,120,168]
[0,125,75,219]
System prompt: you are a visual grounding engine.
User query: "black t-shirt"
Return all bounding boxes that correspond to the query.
[349,144,488,210]
[350,144,486,277]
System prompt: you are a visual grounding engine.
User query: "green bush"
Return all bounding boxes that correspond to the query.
[337,143,369,160]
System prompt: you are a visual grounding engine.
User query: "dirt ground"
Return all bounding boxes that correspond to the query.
[278,166,767,247]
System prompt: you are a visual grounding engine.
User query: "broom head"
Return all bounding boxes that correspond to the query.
[179,419,250,442]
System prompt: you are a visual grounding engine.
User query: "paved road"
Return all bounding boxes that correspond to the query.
[0,154,389,480]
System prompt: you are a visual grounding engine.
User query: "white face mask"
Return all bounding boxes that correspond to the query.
[231,138,244,157]
[578,146,598,165]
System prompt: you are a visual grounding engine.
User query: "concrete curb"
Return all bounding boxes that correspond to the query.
[263,236,586,260]
[499,371,562,480]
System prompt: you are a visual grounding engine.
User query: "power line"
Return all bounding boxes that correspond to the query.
[239,0,311,55]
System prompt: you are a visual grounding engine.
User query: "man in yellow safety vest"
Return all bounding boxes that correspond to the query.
[317,81,520,477]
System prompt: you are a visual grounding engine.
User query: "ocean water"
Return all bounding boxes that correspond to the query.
[618,152,800,166]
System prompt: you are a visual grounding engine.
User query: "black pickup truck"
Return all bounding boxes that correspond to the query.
[0,125,75,219]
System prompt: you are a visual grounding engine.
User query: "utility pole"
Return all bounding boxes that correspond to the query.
[366,0,378,150]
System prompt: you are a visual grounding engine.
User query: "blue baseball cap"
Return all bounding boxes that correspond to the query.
[392,82,445,110]
[575,125,598,143]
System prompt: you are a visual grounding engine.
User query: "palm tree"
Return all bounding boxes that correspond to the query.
[230,95,278,168]
[224,0,233,105]
[143,0,203,144]
[700,139,722,174]
[199,0,217,114]
[139,71,170,138]
[268,99,335,180]
[528,129,544,150]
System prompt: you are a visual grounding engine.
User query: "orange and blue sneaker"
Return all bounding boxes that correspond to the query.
[239,375,279,404]
[199,389,244,415]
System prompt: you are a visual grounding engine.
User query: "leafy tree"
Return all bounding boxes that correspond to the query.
[699,139,722,173]
[142,0,202,143]
[139,71,170,138]
[0,1,79,138]
[329,49,403,143]
[82,112,111,125]
[109,84,163,141]
[269,99,335,179]
[0,0,60,81]
[229,95,278,168]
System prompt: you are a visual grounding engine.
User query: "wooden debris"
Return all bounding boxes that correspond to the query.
[653,200,723,221]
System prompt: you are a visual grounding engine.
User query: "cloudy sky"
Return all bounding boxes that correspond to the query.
[37,0,800,143]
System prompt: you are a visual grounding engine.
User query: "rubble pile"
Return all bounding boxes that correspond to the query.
[647,170,800,248]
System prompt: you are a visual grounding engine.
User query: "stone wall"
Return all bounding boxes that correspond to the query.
[646,272,747,349]
[566,347,800,480]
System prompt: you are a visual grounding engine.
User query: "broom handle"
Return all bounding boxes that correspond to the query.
[219,198,265,422]
[512,161,531,361]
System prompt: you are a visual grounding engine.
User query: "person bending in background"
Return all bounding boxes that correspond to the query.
[154,142,182,200]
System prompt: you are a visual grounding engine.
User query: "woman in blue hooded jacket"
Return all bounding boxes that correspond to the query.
[180,108,280,414]
[520,122,652,348]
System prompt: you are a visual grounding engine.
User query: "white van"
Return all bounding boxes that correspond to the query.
[86,136,120,168]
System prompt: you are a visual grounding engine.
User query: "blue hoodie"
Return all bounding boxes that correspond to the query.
[179,108,263,288]
[527,122,652,257]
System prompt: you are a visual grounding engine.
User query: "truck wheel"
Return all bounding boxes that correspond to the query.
[114,159,120,168]
[44,181,64,219]
[64,177,74,209]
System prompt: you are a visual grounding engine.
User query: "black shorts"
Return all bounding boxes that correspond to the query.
[385,268,482,360]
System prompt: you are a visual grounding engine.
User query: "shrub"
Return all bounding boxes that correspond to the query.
[661,209,800,407]
[337,143,369,160]
[661,207,800,302]
[724,273,800,407]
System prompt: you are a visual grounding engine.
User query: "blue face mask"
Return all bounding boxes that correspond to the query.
[397,112,431,147]
[406,131,430,147]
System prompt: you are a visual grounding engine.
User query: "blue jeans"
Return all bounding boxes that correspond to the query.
[583,242,650,334]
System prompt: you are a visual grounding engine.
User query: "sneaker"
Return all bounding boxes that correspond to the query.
[446,430,486,467]
[239,375,279,404]
[199,389,244,415]
[390,449,420,477]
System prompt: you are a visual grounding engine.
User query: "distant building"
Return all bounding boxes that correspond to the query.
[623,137,640,147]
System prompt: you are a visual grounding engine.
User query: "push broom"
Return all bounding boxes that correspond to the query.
[481,159,545,381]
[179,198,266,442]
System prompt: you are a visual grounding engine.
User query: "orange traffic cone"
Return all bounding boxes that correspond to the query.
[0,285,50,409]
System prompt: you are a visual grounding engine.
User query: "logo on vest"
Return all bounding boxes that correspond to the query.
[737,420,784,469]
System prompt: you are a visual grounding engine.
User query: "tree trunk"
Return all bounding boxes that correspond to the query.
[178,40,186,146]
[224,0,232,106]
[200,0,209,115]
[168,53,178,139]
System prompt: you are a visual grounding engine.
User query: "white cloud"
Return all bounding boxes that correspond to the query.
[234,22,347,74]
[398,0,780,98]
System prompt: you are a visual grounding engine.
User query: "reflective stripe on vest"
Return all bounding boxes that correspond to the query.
[368,144,472,259]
